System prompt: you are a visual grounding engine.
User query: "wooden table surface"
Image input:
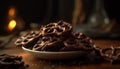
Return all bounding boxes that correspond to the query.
[0,39,120,69]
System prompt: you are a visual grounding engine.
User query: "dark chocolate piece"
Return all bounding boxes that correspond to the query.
[15,31,41,48]
[40,20,72,37]
[33,36,63,51]
[0,54,28,69]
[94,46,120,64]
[61,32,94,52]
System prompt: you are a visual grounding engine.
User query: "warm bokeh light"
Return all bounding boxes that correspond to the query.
[8,20,16,31]
[8,7,15,17]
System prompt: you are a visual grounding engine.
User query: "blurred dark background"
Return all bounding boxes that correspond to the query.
[0,0,120,36]
[0,0,74,29]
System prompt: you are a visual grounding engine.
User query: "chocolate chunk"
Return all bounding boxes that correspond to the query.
[62,32,94,52]
[33,36,63,51]
[94,46,120,64]
[40,20,72,37]
[0,54,28,69]
[15,31,41,48]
